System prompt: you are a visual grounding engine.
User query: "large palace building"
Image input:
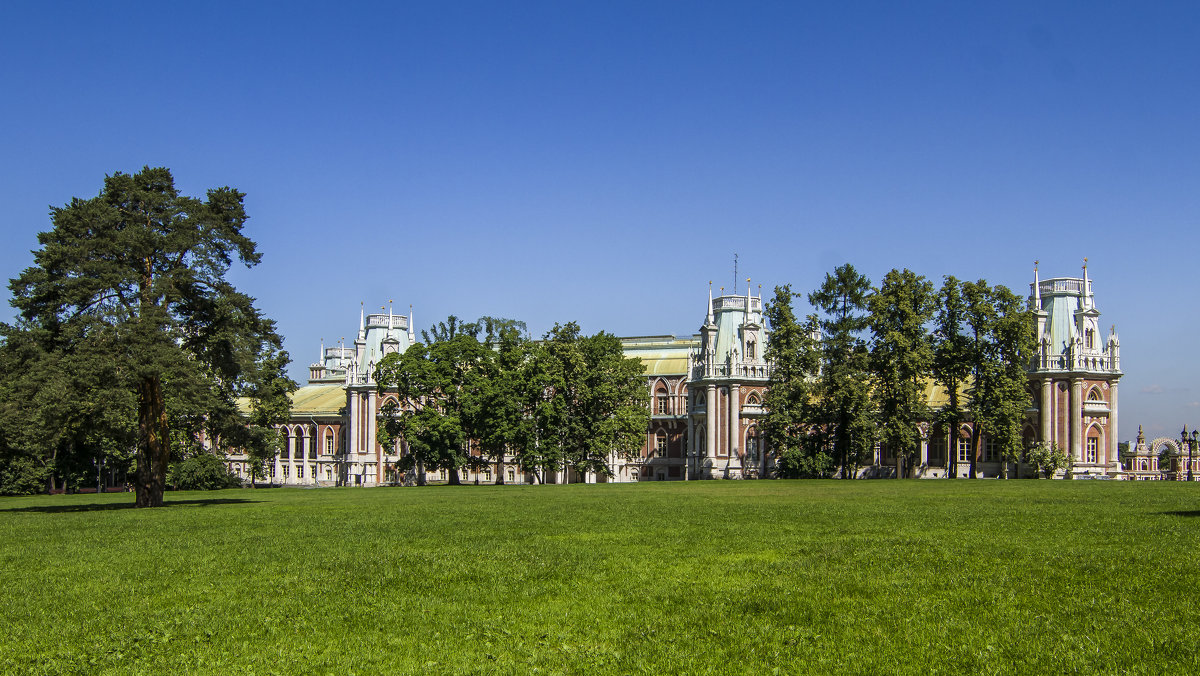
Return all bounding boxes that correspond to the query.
[226,265,1130,485]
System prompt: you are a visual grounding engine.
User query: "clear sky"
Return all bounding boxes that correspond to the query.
[2,2,1197,442]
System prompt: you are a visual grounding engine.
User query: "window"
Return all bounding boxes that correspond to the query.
[656,388,669,415]
[630,468,640,481]
[746,429,759,460]
[930,435,947,463]
[326,468,333,480]
[1086,437,1098,463]
[295,464,304,479]
[507,468,515,483]
[462,468,470,481]
[655,432,668,457]
[1085,329,1095,349]
[483,469,492,482]
[325,432,335,454]
[746,340,756,360]
[439,469,447,481]
[984,438,999,462]
[957,437,971,463]
[296,435,305,460]
[281,465,289,479]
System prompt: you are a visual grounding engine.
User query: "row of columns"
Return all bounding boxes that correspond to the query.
[1038,376,1118,464]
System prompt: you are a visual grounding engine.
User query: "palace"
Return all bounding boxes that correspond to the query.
[225,265,1129,485]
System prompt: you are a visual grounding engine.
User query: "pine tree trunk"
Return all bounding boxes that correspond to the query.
[135,375,169,507]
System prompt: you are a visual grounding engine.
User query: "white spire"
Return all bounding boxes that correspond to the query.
[706,281,714,325]
[745,277,751,318]
[388,299,394,330]
[319,337,324,364]
[359,302,365,334]
[1082,257,1092,307]
[1033,260,1040,306]
[408,305,415,343]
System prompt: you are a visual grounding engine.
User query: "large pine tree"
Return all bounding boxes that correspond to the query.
[7,167,294,506]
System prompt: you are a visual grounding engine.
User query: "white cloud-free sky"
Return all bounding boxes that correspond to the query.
[2,2,1196,440]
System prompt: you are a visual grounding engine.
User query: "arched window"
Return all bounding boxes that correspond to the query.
[656,386,669,415]
[746,340,756,360]
[1087,388,1102,402]
[325,429,335,455]
[697,425,707,456]
[746,427,759,460]
[655,431,668,457]
[630,468,640,482]
[746,393,760,407]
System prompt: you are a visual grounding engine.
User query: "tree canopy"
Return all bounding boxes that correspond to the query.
[3,167,294,505]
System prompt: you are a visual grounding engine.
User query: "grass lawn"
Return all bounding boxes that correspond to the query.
[1,480,1199,674]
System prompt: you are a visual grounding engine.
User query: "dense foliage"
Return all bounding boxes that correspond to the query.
[765,265,1035,478]
[2,167,295,505]
[375,317,648,484]
[167,454,242,490]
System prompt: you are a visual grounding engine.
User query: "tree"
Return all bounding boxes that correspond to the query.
[0,316,137,494]
[510,323,648,483]
[961,280,993,477]
[809,264,875,478]
[975,284,1035,478]
[1027,441,1070,478]
[867,269,935,478]
[932,276,971,479]
[761,285,825,477]
[962,281,1035,479]
[7,167,294,507]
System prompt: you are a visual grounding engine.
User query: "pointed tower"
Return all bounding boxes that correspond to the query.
[1029,260,1122,476]
[688,277,772,480]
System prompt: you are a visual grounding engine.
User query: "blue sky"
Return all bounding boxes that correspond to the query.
[2,2,1197,441]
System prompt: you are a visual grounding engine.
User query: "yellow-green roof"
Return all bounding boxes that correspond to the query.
[621,335,697,377]
[289,383,346,415]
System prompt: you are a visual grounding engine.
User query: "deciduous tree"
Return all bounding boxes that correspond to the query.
[867,269,934,478]
[761,285,825,477]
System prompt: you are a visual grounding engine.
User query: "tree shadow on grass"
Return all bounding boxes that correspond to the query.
[0,497,262,513]
[1161,510,1200,518]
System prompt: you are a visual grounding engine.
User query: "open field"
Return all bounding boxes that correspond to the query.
[2,481,1198,674]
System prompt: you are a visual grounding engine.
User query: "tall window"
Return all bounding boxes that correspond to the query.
[957,437,971,463]
[325,431,335,454]
[655,431,668,457]
[746,340,756,360]
[656,387,669,415]
[507,468,515,483]
[1086,437,1098,463]
[984,438,999,462]
[930,434,947,463]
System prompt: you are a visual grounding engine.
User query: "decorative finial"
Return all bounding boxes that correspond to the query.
[1034,259,1039,271]
[1083,257,1088,269]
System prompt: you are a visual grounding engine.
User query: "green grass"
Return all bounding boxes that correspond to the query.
[2,481,1199,674]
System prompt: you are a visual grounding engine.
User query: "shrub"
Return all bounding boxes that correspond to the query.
[168,454,241,490]
[1027,441,1070,478]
